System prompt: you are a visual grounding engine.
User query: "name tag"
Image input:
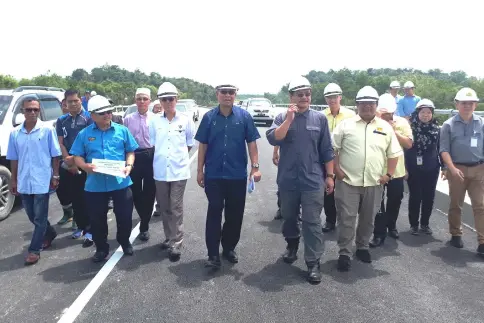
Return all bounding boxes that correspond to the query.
[471,137,478,147]
[417,156,423,165]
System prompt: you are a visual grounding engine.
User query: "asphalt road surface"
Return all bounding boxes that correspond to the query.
[1,117,483,323]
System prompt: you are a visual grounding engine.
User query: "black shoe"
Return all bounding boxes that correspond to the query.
[122,243,134,256]
[205,256,221,269]
[168,247,181,262]
[152,210,161,217]
[337,255,351,272]
[160,239,170,250]
[322,222,335,233]
[355,249,372,263]
[388,229,399,239]
[274,209,282,220]
[92,250,108,263]
[450,236,464,248]
[139,231,150,241]
[282,248,298,264]
[410,226,419,235]
[222,250,239,263]
[477,244,484,257]
[306,262,322,284]
[420,225,433,235]
[369,236,384,248]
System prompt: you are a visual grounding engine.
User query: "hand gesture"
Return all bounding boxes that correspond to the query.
[286,104,298,123]
[197,170,204,188]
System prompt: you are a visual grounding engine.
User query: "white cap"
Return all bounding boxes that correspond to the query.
[135,88,151,97]
[152,99,161,106]
[88,95,113,113]
[288,76,311,92]
[157,82,179,98]
[215,84,238,91]
[404,81,415,89]
[454,87,479,102]
[416,98,436,110]
[324,83,342,96]
[90,90,97,96]
[356,86,379,102]
[377,93,397,113]
[389,81,400,89]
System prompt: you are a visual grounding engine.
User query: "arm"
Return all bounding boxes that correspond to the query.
[394,120,413,149]
[439,123,454,169]
[272,146,279,166]
[186,118,196,152]
[124,129,139,175]
[266,113,286,146]
[48,128,62,181]
[194,113,210,187]
[10,160,18,195]
[6,131,19,194]
[382,129,404,183]
[332,122,345,180]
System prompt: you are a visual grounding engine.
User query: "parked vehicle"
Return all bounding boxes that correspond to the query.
[240,97,277,126]
[177,99,199,121]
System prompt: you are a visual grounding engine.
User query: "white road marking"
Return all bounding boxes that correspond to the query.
[57,152,199,323]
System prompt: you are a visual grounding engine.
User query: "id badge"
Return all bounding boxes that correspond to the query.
[417,156,423,165]
[471,137,478,147]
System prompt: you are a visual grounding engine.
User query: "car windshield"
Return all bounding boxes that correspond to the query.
[0,95,13,125]
[249,99,272,107]
[176,104,187,112]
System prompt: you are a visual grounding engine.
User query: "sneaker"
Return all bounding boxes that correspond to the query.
[72,229,83,239]
[82,233,94,248]
[57,214,73,225]
[420,225,433,235]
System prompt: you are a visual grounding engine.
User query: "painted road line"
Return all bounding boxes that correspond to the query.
[57,151,198,323]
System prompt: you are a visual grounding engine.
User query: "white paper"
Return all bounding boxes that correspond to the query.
[416,156,423,165]
[92,159,127,178]
[471,137,478,147]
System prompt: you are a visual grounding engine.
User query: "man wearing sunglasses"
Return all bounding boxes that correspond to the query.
[70,95,139,262]
[266,76,334,284]
[7,97,62,265]
[123,88,156,241]
[195,83,261,269]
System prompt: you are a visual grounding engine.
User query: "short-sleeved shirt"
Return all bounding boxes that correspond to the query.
[439,113,484,165]
[69,122,139,192]
[383,116,413,179]
[56,110,92,152]
[194,106,260,180]
[396,95,421,117]
[149,112,195,182]
[266,109,334,191]
[332,115,403,187]
[124,111,153,149]
[7,120,62,194]
[322,106,356,133]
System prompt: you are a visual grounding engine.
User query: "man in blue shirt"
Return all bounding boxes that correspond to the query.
[70,95,139,262]
[7,97,62,265]
[396,81,421,118]
[195,83,261,269]
[56,89,93,245]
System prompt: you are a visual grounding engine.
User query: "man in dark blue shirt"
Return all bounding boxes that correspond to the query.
[195,83,261,269]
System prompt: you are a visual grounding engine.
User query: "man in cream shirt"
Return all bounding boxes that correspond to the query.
[332,86,402,272]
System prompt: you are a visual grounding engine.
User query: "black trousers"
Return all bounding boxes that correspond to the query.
[85,187,133,252]
[56,165,71,206]
[407,167,439,227]
[204,179,247,257]
[374,177,404,237]
[59,166,89,231]
[130,148,156,233]
[323,189,336,225]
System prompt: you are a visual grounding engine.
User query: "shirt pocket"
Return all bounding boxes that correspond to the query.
[306,125,320,141]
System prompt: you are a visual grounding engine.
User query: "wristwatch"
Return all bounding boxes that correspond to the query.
[326,173,336,179]
[52,175,60,180]
[252,163,259,169]
[126,163,133,168]
[386,173,393,180]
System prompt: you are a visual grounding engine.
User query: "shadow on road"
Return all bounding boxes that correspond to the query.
[431,245,483,268]
[319,259,390,284]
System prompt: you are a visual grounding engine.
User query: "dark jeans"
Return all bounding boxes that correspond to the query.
[204,179,247,257]
[323,189,336,225]
[56,164,71,206]
[130,148,156,233]
[85,187,133,253]
[407,167,439,227]
[59,167,89,231]
[21,193,56,254]
[374,177,404,237]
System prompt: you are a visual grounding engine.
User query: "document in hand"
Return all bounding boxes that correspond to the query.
[92,159,127,178]
[247,175,255,193]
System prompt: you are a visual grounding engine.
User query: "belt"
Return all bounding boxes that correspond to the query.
[135,147,154,153]
[455,161,484,167]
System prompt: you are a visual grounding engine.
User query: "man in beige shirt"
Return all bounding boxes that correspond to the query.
[332,86,402,272]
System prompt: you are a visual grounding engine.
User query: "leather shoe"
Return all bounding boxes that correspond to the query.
[306,262,322,284]
[282,248,298,264]
[122,243,134,256]
[222,250,238,263]
[369,236,384,248]
[355,249,372,263]
[138,231,150,241]
[322,222,335,233]
[450,236,464,248]
[169,247,181,262]
[337,255,351,272]
[388,229,399,239]
[92,250,109,263]
[205,255,221,269]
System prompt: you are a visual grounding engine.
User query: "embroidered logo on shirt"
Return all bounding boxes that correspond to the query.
[88,137,96,141]
[373,127,387,136]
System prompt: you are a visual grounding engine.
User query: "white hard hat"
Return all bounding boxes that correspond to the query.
[288,76,311,92]
[88,95,113,113]
[404,81,415,89]
[152,99,161,106]
[90,91,97,96]
[324,83,342,97]
[157,82,179,98]
[216,83,238,91]
[377,93,397,113]
[454,87,479,102]
[355,86,379,102]
[135,88,151,97]
[416,98,436,110]
[389,81,400,89]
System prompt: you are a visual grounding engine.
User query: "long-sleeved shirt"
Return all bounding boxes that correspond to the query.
[123,111,153,149]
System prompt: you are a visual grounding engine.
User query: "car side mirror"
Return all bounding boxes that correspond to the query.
[14,114,25,126]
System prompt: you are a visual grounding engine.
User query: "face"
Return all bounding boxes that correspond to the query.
[357,101,377,120]
[66,94,82,113]
[85,92,91,100]
[153,103,162,114]
[418,107,433,123]
[456,100,477,115]
[324,94,341,109]
[290,89,311,110]
[22,100,40,123]
[135,94,150,113]
[160,96,177,113]
[91,110,113,126]
[61,100,69,114]
[404,87,414,96]
[216,89,236,106]
[379,112,394,122]
[390,88,399,96]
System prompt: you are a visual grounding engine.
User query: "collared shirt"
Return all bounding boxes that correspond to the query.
[322,106,356,133]
[384,116,413,179]
[149,112,195,182]
[439,113,484,164]
[195,105,261,180]
[266,109,334,191]
[7,120,62,194]
[69,122,139,192]
[396,95,421,117]
[123,111,153,149]
[332,115,403,187]
[56,110,92,152]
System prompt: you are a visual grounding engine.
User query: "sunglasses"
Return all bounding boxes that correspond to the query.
[220,90,236,95]
[96,110,113,116]
[161,97,175,102]
[297,92,311,98]
[24,108,40,113]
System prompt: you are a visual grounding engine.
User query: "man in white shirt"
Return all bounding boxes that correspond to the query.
[149,82,196,261]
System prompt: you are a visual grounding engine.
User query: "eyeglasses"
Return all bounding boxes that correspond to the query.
[136,97,150,102]
[161,97,175,102]
[297,92,311,98]
[24,108,40,113]
[96,111,113,116]
[220,90,236,95]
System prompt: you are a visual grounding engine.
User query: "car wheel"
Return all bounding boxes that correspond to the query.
[0,166,16,221]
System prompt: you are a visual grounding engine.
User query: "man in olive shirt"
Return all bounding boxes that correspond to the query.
[332,86,402,272]
[440,87,484,256]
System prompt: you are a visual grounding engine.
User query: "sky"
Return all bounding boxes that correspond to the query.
[2,0,483,94]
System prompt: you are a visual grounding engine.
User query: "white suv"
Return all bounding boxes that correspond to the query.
[240,98,276,126]
[0,86,64,221]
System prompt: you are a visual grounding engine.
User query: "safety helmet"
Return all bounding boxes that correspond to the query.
[389,81,400,89]
[377,93,397,113]
[90,91,97,96]
[454,87,479,102]
[157,82,179,98]
[355,86,379,102]
[403,81,415,89]
[88,95,113,113]
[216,84,238,91]
[324,83,342,97]
[416,98,436,110]
[288,76,311,92]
